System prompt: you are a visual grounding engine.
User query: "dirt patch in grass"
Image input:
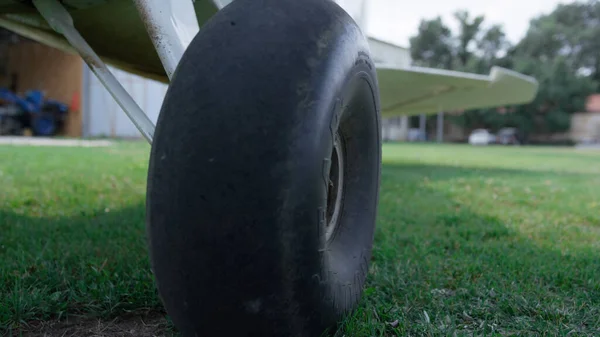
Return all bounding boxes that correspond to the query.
[12,312,173,337]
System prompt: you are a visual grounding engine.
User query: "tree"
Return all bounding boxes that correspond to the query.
[409,11,513,133]
[509,55,597,137]
[409,17,454,70]
[409,4,600,142]
[453,10,484,68]
[507,1,600,139]
[410,10,511,73]
[515,0,600,90]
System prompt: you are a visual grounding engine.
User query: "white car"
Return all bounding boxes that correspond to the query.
[468,129,496,145]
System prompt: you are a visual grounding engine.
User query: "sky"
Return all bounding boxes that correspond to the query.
[337,0,574,47]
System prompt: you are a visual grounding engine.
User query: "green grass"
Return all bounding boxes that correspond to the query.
[1,142,599,336]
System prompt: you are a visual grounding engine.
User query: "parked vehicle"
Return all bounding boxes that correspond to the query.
[497,127,521,145]
[408,128,426,142]
[0,88,69,136]
[468,129,496,145]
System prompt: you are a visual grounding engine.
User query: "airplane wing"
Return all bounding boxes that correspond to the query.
[377,65,538,117]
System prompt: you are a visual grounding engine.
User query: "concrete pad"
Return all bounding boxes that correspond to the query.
[0,136,113,147]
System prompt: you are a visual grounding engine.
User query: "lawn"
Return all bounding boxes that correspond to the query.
[1,142,599,336]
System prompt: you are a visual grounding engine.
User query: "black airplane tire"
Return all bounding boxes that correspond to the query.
[146,0,382,336]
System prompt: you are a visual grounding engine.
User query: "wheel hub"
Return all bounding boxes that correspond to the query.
[325,133,344,242]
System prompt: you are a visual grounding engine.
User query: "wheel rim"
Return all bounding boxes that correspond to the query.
[326,132,344,242]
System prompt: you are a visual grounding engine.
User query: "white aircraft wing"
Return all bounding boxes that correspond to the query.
[376,65,539,117]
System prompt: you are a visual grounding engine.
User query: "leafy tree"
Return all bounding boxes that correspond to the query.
[508,55,597,138]
[409,3,600,142]
[410,11,510,73]
[409,17,454,70]
[409,11,512,134]
[453,10,485,68]
[515,0,600,89]
[507,1,600,138]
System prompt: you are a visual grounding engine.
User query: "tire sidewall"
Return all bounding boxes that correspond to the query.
[314,54,382,322]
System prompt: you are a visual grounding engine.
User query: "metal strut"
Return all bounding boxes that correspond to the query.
[132,0,199,80]
[32,0,156,144]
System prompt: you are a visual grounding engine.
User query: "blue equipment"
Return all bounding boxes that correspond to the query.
[0,88,69,136]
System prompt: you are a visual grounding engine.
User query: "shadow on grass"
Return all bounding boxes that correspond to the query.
[1,162,599,336]
[0,204,166,334]
[338,162,600,336]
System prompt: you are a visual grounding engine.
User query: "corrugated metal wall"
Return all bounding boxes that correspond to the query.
[83,65,167,138]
